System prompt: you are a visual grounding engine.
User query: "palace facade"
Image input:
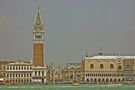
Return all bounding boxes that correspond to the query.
[82,55,135,84]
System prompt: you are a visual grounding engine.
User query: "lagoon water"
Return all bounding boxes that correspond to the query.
[0,84,135,90]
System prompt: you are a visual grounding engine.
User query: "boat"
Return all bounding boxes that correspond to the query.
[0,78,5,85]
[72,80,80,86]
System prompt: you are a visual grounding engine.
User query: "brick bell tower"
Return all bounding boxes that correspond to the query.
[33,5,44,67]
[32,4,46,84]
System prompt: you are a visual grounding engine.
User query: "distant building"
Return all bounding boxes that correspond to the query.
[47,64,63,84]
[0,60,15,78]
[63,63,83,83]
[82,55,135,84]
[5,60,32,84]
[47,63,55,84]
[54,66,63,83]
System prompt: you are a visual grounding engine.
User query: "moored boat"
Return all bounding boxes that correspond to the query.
[72,80,79,86]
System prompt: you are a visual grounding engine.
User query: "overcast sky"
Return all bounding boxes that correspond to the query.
[0,0,135,65]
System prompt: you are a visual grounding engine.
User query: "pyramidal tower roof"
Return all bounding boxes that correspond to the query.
[34,4,43,25]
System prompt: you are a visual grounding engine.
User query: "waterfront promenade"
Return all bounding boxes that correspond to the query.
[0,84,135,90]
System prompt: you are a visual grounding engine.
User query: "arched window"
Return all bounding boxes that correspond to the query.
[91,73,93,76]
[30,74,31,77]
[86,73,87,77]
[98,78,101,82]
[100,64,104,69]
[89,73,91,76]
[118,78,121,82]
[27,74,29,77]
[118,65,122,69]
[13,67,15,70]
[110,78,113,82]
[94,78,97,83]
[102,78,105,82]
[7,67,9,70]
[21,74,23,77]
[42,71,44,76]
[106,78,109,82]
[122,78,124,82]
[90,64,94,69]
[24,74,26,77]
[38,71,40,76]
[86,78,89,82]
[110,64,114,69]
[70,75,73,79]
[35,71,37,76]
[13,74,15,77]
[10,67,12,70]
[114,79,117,82]
[90,78,93,82]
[10,74,12,77]
[7,74,9,77]
[27,67,29,70]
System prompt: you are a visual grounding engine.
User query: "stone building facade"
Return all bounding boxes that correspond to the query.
[5,60,32,84]
[62,63,83,83]
[0,60,15,78]
[82,55,135,84]
[47,64,63,84]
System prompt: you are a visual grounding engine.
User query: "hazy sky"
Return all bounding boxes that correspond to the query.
[0,0,135,65]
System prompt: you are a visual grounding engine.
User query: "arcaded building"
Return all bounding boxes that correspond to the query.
[0,60,15,78]
[82,55,135,84]
[5,60,32,84]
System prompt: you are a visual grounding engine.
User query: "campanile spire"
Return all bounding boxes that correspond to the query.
[34,4,43,25]
[33,3,44,67]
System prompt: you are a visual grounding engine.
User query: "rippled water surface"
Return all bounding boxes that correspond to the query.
[0,84,135,90]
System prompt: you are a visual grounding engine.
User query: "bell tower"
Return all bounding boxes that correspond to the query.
[33,5,44,67]
[32,4,46,84]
